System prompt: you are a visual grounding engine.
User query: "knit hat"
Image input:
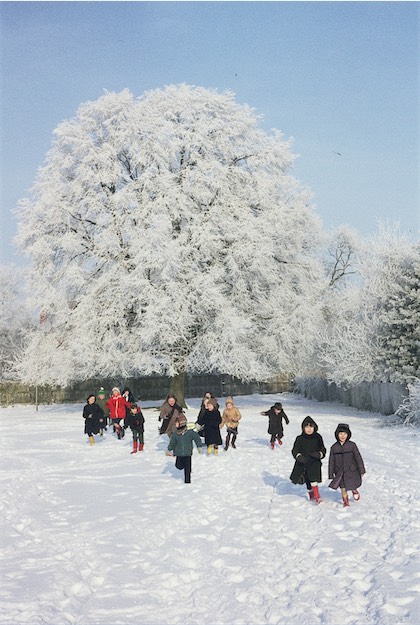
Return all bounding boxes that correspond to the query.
[274,402,283,411]
[176,413,187,430]
[112,387,120,394]
[98,387,105,398]
[301,416,318,432]
[335,423,352,441]
[225,396,234,407]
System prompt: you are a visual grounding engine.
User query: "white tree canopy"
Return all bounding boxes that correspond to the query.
[15,84,325,386]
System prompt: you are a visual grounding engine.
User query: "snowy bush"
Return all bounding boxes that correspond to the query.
[391,378,420,427]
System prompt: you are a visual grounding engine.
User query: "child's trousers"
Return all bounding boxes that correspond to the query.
[175,456,192,483]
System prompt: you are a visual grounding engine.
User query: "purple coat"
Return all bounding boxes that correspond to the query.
[328,440,365,491]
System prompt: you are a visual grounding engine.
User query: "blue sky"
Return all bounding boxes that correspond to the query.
[1,1,418,265]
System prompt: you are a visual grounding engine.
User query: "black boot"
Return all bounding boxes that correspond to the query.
[224,434,230,451]
[231,435,237,449]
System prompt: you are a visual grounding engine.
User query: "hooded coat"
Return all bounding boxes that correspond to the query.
[221,397,242,432]
[201,406,223,446]
[328,424,366,491]
[290,417,326,484]
[262,404,289,437]
[82,401,104,435]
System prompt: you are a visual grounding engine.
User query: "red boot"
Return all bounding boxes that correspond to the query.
[131,441,138,454]
[312,485,322,504]
[277,438,283,446]
[342,494,350,507]
[270,441,275,449]
[139,443,144,452]
[352,490,360,501]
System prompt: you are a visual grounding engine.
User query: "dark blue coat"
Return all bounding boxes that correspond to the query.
[201,408,223,446]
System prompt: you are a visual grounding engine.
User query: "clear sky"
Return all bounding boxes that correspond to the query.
[1,1,419,265]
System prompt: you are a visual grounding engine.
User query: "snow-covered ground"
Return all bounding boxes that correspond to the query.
[1,393,419,625]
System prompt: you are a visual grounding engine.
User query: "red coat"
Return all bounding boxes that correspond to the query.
[106,395,131,420]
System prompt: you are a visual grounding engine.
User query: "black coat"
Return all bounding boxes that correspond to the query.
[263,407,289,436]
[290,431,326,484]
[328,440,365,491]
[201,408,222,446]
[83,402,104,435]
[125,409,145,432]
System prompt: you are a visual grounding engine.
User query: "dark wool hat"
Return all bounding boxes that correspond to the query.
[335,423,352,441]
[301,416,318,432]
[274,402,283,410]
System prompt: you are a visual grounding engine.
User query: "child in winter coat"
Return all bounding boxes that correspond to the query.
[166,414,203,483]
[221,396,242,450]
[125,403,145,454]
[290,416,326,504]
[260,402,289,448]
[201,398,223,455]
[96,387,108,434]
[195,392,219,435]
[106,387,131,439]
[82,395,104,446]
[328,423,366,507]
[159,394,184,438]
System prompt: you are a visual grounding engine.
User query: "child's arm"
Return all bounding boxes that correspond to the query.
[353,443,366,475]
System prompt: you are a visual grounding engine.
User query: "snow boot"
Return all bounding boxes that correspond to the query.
[89,435,95,446]
[131,440,138,454]
[139,443,144,452]
[224,434,230,451]
[270,441,275,449]
[308,489,315,501]
[231,435,237,449]
[207,445,214,455]
[352,490,360,501]
[312,485,322,504]
[214,446,219,455]
[277,438,283,446]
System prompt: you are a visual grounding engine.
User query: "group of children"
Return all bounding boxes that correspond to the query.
[83,386,145,454]
[82,390,366,506]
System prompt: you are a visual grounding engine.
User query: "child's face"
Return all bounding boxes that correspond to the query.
[130,408,137,414]
[207,403,214,411]
[168,397,175,406]
[338,431,348,443]
[304,423,314,435]
[112,389,119,396]
[88,396,95,405]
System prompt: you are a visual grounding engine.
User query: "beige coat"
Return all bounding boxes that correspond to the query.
[221,398,242,430]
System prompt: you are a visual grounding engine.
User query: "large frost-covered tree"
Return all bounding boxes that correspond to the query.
[15,85,325,395]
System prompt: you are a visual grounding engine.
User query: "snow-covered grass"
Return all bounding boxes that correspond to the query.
[1,393,419,625]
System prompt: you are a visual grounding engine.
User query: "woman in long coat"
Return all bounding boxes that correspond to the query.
[328,423,366,507]
[159,394,184,438]
[290,416,326,503]
[201,398,222,454]
[83,395,104,446]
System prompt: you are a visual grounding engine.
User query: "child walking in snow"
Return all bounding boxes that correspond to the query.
[96,387,108,435]
[290,416,326,504]
[260,402,289,448]
[82,395,104,446]
[125,403,145,454]
[201,397,223,455]
[221,396,242,450]
[328,423,366,507]
[166,414,203,483]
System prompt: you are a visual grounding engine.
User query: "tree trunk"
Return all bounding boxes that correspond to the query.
[169,370,187,408]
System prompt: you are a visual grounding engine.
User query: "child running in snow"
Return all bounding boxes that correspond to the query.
[260,402,289,448]
[106,387,131,439]
[96,386,108,435]
[82,395,104,446]
[290,416,326,504]
[221,396,242,450]
[125,403,145,454]
[201,397,223,455]
[328,423,366,507]
[166,414,203,483]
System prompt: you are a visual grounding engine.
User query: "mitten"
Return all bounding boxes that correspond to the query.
[310,451,321,459]
[296,454,307,464]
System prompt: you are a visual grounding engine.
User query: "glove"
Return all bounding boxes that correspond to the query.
[197,447,202,454]
[310,451,321,459]
[296,454,307,464]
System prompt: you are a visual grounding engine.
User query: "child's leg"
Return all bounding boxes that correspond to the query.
[184,456,192,483]
[224,433,231,450]
[341,487,349,506]
[276,434,283,446]
[270,434,276,449]
[311,482,322,503]
[231,434,237,448]
[139,431,144,451]
[131,431,138,454]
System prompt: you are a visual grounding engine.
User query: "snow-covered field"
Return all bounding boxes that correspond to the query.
[1,393,419,625]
